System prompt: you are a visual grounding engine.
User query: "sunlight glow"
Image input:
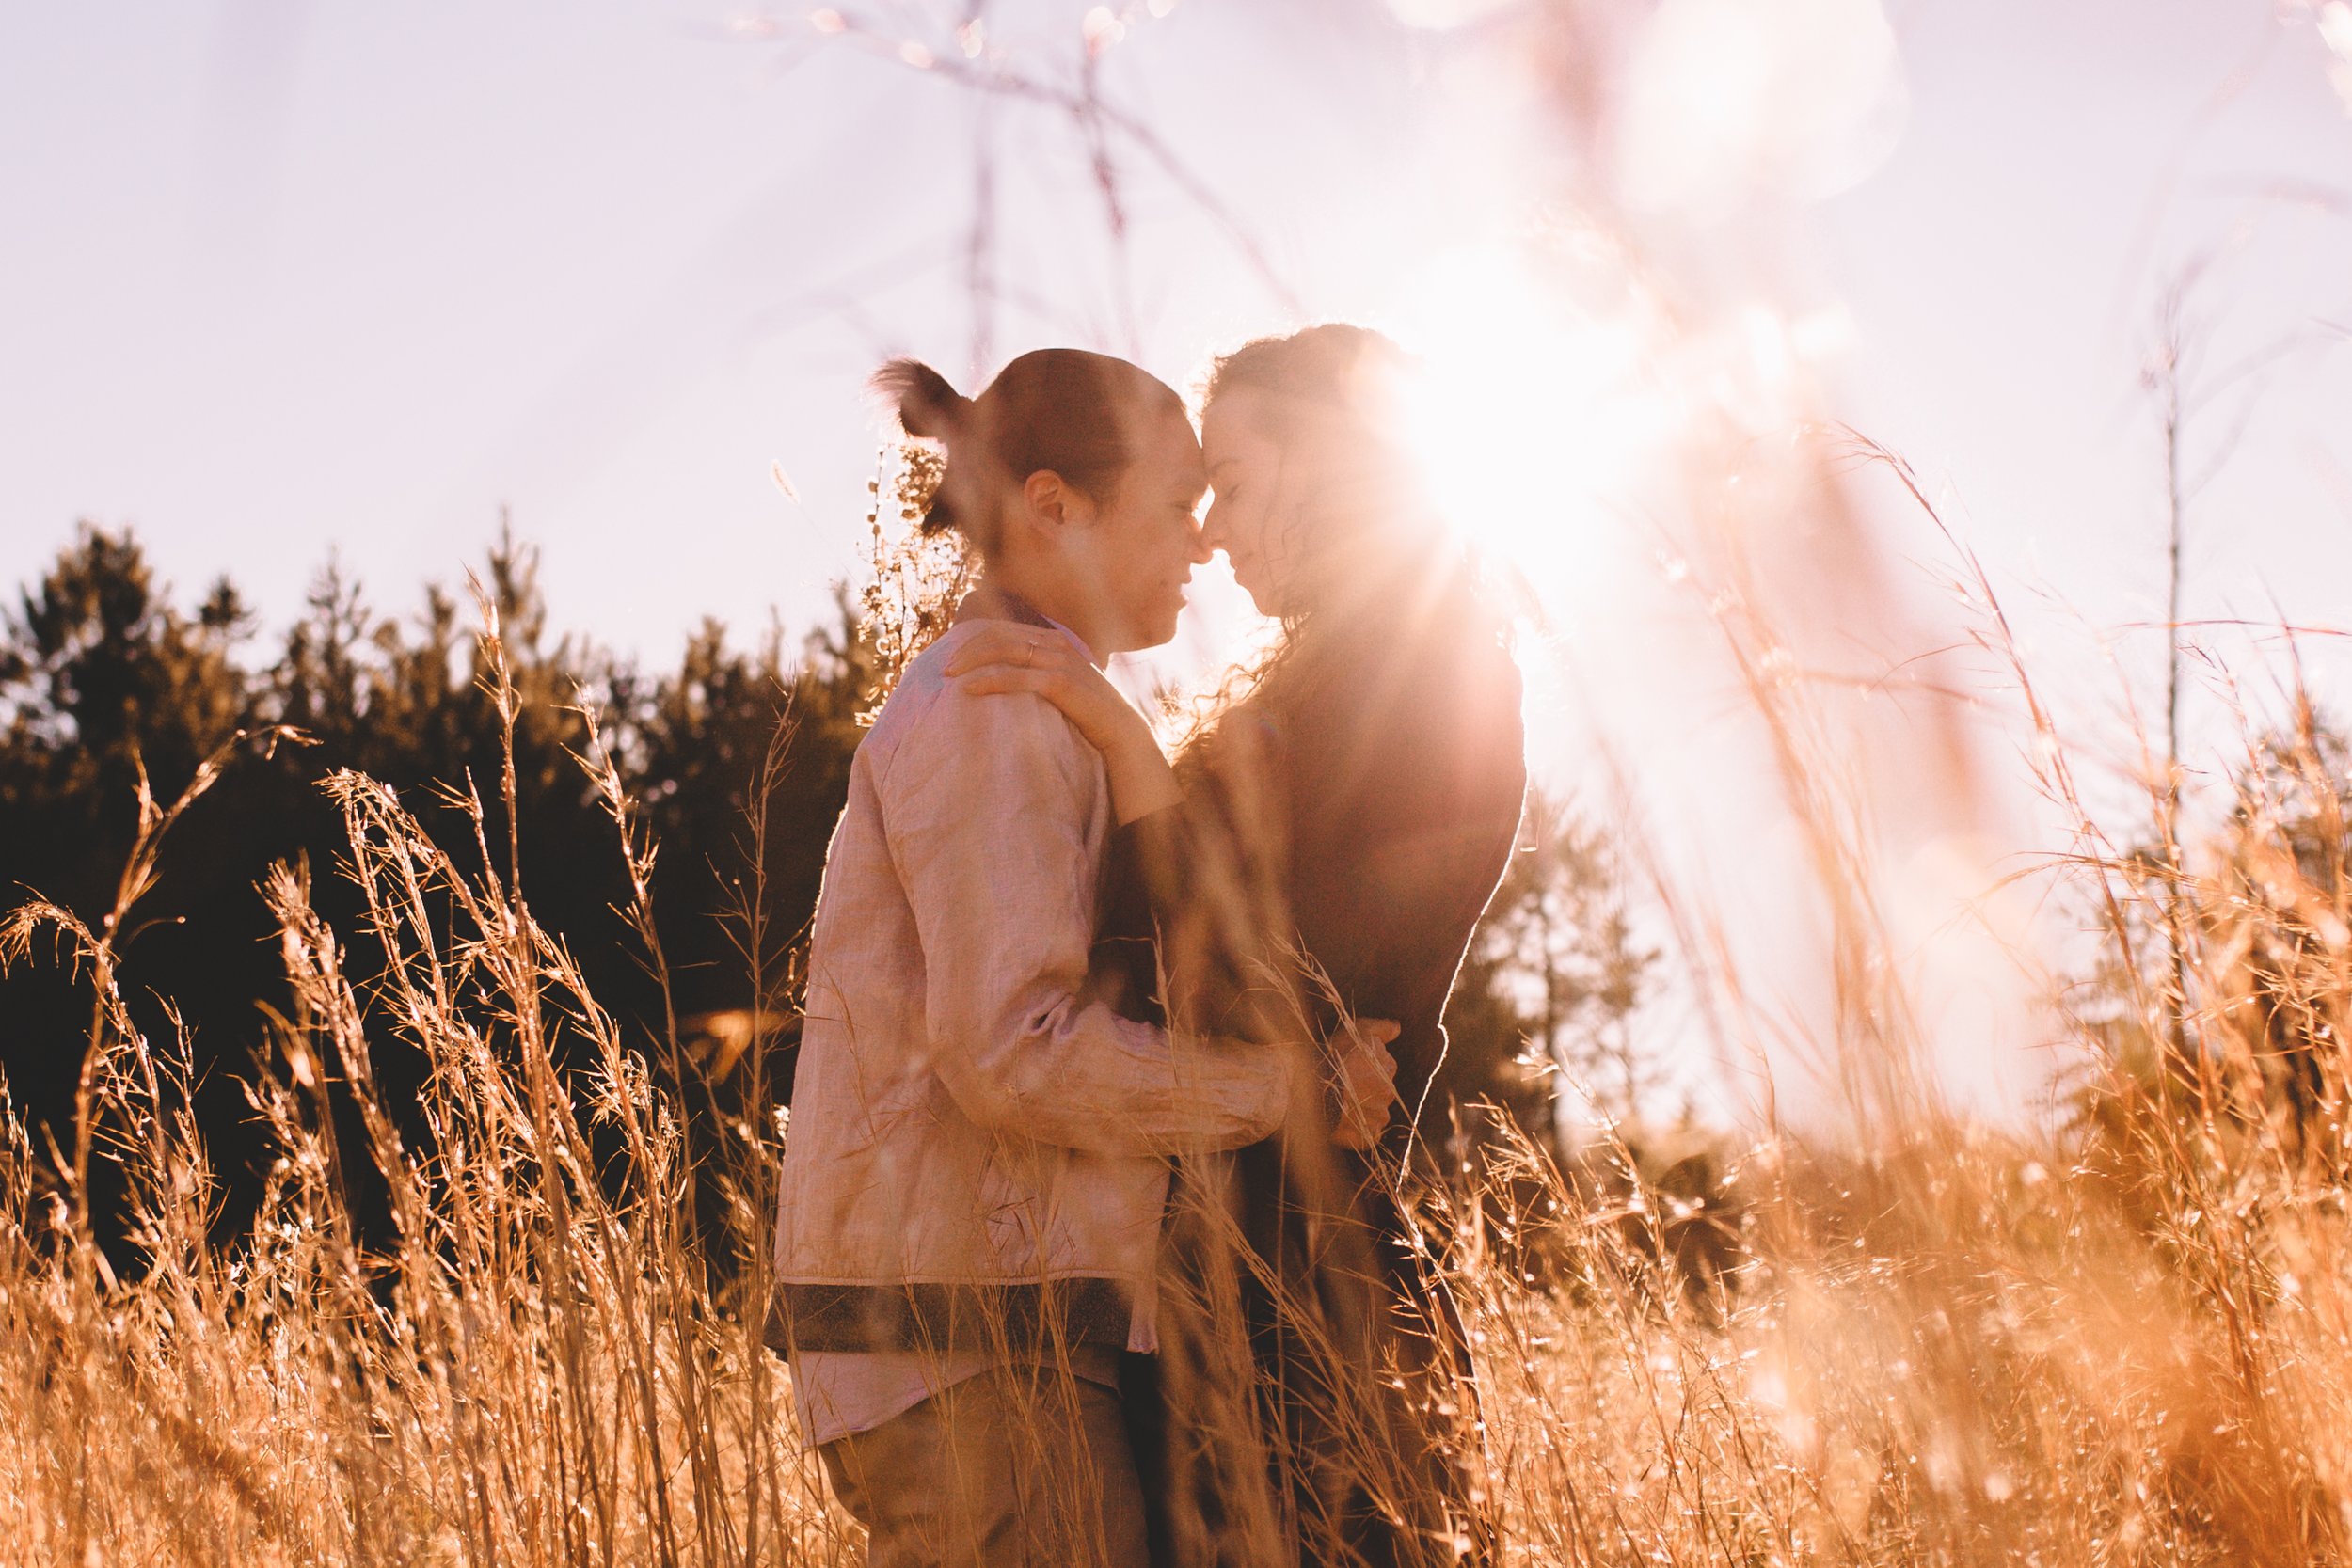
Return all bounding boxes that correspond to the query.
[2323,2,2352,110]
[1617,0,1905,214]
[1387,244,1670,593]
[1386,0,1522,29]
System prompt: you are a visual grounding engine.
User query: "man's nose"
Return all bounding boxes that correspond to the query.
[1184,514,1213,566]
[1198,502,1226,557]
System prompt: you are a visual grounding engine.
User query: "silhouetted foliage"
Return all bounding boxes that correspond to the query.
[1441,788,1659,1140]
[0,522,868,1246]
[2072,709,2352,1190]
[0,521,1656,1259]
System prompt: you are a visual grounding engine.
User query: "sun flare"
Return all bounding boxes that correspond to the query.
[1385,244,1670,594]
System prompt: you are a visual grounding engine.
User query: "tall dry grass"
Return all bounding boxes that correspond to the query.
[0,604,847,1565]
[5,477,2352,1566]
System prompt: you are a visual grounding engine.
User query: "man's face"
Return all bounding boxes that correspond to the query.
[1067,415,1211,655]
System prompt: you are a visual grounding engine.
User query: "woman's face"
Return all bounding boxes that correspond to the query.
[1200,387,1314,619]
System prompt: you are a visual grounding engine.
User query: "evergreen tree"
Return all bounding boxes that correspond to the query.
[1441,789,1660,1138]
[0,524,865,1248]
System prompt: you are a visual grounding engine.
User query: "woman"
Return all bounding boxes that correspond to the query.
[948,325,1528,1567]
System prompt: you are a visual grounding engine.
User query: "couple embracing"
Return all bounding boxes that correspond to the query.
[768,326,1527,1567]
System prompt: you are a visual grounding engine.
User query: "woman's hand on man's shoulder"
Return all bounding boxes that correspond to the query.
[944,621,1181,823]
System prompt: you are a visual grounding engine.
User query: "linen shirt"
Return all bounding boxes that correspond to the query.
[770,605,1293,1437]
[792,609,1107,1448]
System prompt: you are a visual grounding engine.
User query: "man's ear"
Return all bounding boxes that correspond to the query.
[1022,469,1070,529]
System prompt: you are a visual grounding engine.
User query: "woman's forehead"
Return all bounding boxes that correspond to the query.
[1201,388,1283,449]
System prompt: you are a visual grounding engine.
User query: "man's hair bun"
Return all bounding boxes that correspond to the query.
[872,358,972,442]
[866,346,1188,553]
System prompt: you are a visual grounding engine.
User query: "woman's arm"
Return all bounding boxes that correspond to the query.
[944,622,1182,823]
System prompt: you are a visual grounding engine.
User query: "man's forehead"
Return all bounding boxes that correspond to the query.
[1144,424,1207,488]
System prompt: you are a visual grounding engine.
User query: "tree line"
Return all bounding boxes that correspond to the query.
[0,522,1652,1246]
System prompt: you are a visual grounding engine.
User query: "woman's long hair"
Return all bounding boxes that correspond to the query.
[1179,324,1509,762]
[1154,328,1513,1564]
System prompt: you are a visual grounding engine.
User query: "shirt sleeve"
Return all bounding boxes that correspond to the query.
[1102,805,1188,936]
[878,682,1292,1156]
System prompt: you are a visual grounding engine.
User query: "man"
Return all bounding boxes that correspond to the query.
[769,349,1296,1566]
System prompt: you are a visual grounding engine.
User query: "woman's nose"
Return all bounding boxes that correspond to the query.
[1200,499,1228,553]
[1184,514,1213,566]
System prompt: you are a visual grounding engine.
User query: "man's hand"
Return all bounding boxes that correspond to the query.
[1330,1017,1402,1151]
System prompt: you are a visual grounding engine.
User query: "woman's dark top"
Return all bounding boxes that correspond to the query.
[1096,561,1527,1122]
[1092,560,1525,1567]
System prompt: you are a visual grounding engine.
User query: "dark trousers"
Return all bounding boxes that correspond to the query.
[1126,1138,1493,1568]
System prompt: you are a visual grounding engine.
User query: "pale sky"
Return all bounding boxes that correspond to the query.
[7,1,2344,665]
[6,0,2349,1118]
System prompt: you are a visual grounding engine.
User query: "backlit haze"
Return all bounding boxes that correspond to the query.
[6,0,2350,1122]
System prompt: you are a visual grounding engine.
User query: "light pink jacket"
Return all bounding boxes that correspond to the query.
[769,620,1292,1355]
